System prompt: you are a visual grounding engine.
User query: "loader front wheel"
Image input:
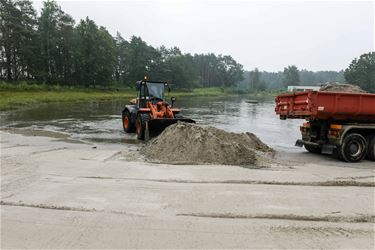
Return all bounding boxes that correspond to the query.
[122,110,135,133]
[136,113,150,140]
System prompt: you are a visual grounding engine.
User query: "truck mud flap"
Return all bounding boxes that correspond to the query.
[295,139,304,147]
[145,118,195,141]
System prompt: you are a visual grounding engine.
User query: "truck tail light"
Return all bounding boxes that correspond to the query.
[300,122,310,133]
[303,122,310,128]
[299,122,310,133]
[330,124,342,130]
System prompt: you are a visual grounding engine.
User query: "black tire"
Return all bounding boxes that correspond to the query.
[304,144,321,154]
[366,134,375,161]
[122,110,135,133]
[337,133,367,162]
[136,113,150,140]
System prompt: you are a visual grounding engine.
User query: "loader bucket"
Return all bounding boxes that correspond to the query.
[145,118,195,140]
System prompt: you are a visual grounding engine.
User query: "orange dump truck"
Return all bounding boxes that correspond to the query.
[275,91,375,162]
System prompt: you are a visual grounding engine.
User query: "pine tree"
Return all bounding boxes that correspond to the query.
[0,0,37,81]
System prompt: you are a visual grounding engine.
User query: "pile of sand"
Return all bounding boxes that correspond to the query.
[320,82,366,93]
[141,122,274,167]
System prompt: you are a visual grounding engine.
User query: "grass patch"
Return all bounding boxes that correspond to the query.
[0,90,134,110]
[0,88,232,110]
[0,82,281,110]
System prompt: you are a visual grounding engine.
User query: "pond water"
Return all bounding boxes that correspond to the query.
[0,96,304,151]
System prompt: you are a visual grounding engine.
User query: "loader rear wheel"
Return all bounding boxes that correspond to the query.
[304,144,321,154]
[366,134,375,161]
[136,113,150,140]
[122,110,135,133]
[338,133,367,162]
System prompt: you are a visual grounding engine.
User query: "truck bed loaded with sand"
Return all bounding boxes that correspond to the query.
[275,83,375,162]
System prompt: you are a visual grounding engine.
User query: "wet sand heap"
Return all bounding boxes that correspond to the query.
[319,82,366,93]
[141,122,274,167]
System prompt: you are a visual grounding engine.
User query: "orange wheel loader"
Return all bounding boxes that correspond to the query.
[121,79,195,140]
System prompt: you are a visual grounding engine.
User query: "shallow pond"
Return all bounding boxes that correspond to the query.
[0,96,304,151]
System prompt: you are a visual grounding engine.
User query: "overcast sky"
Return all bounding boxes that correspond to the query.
[32,0,374,72]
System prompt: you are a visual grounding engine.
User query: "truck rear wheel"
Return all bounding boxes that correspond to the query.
[122,110,135,133]
[366,134,375,161]
[136,113,150,140]
[304,144,321,154]
[338,133,367,162]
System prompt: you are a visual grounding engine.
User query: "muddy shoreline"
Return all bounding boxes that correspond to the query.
[1,130,374,249]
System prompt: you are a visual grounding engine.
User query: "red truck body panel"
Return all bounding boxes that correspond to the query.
[275,91,375,121]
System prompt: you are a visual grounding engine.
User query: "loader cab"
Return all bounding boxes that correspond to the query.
[136,80,168,108]
[122,79,195,140]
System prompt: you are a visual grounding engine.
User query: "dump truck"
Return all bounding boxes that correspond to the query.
[122,79,195,140]
[275,90,375,162]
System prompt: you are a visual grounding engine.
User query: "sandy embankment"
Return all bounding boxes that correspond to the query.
[1,130,374,249]
[141,122,274,166]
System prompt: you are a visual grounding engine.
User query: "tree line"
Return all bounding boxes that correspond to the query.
[1,0,373,92]
[0,0,244,88]
[240,68,345,91]
[240,52,374,93]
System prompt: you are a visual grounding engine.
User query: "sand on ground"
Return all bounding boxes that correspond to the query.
[1,130,374,249]
[141,122,273,166]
